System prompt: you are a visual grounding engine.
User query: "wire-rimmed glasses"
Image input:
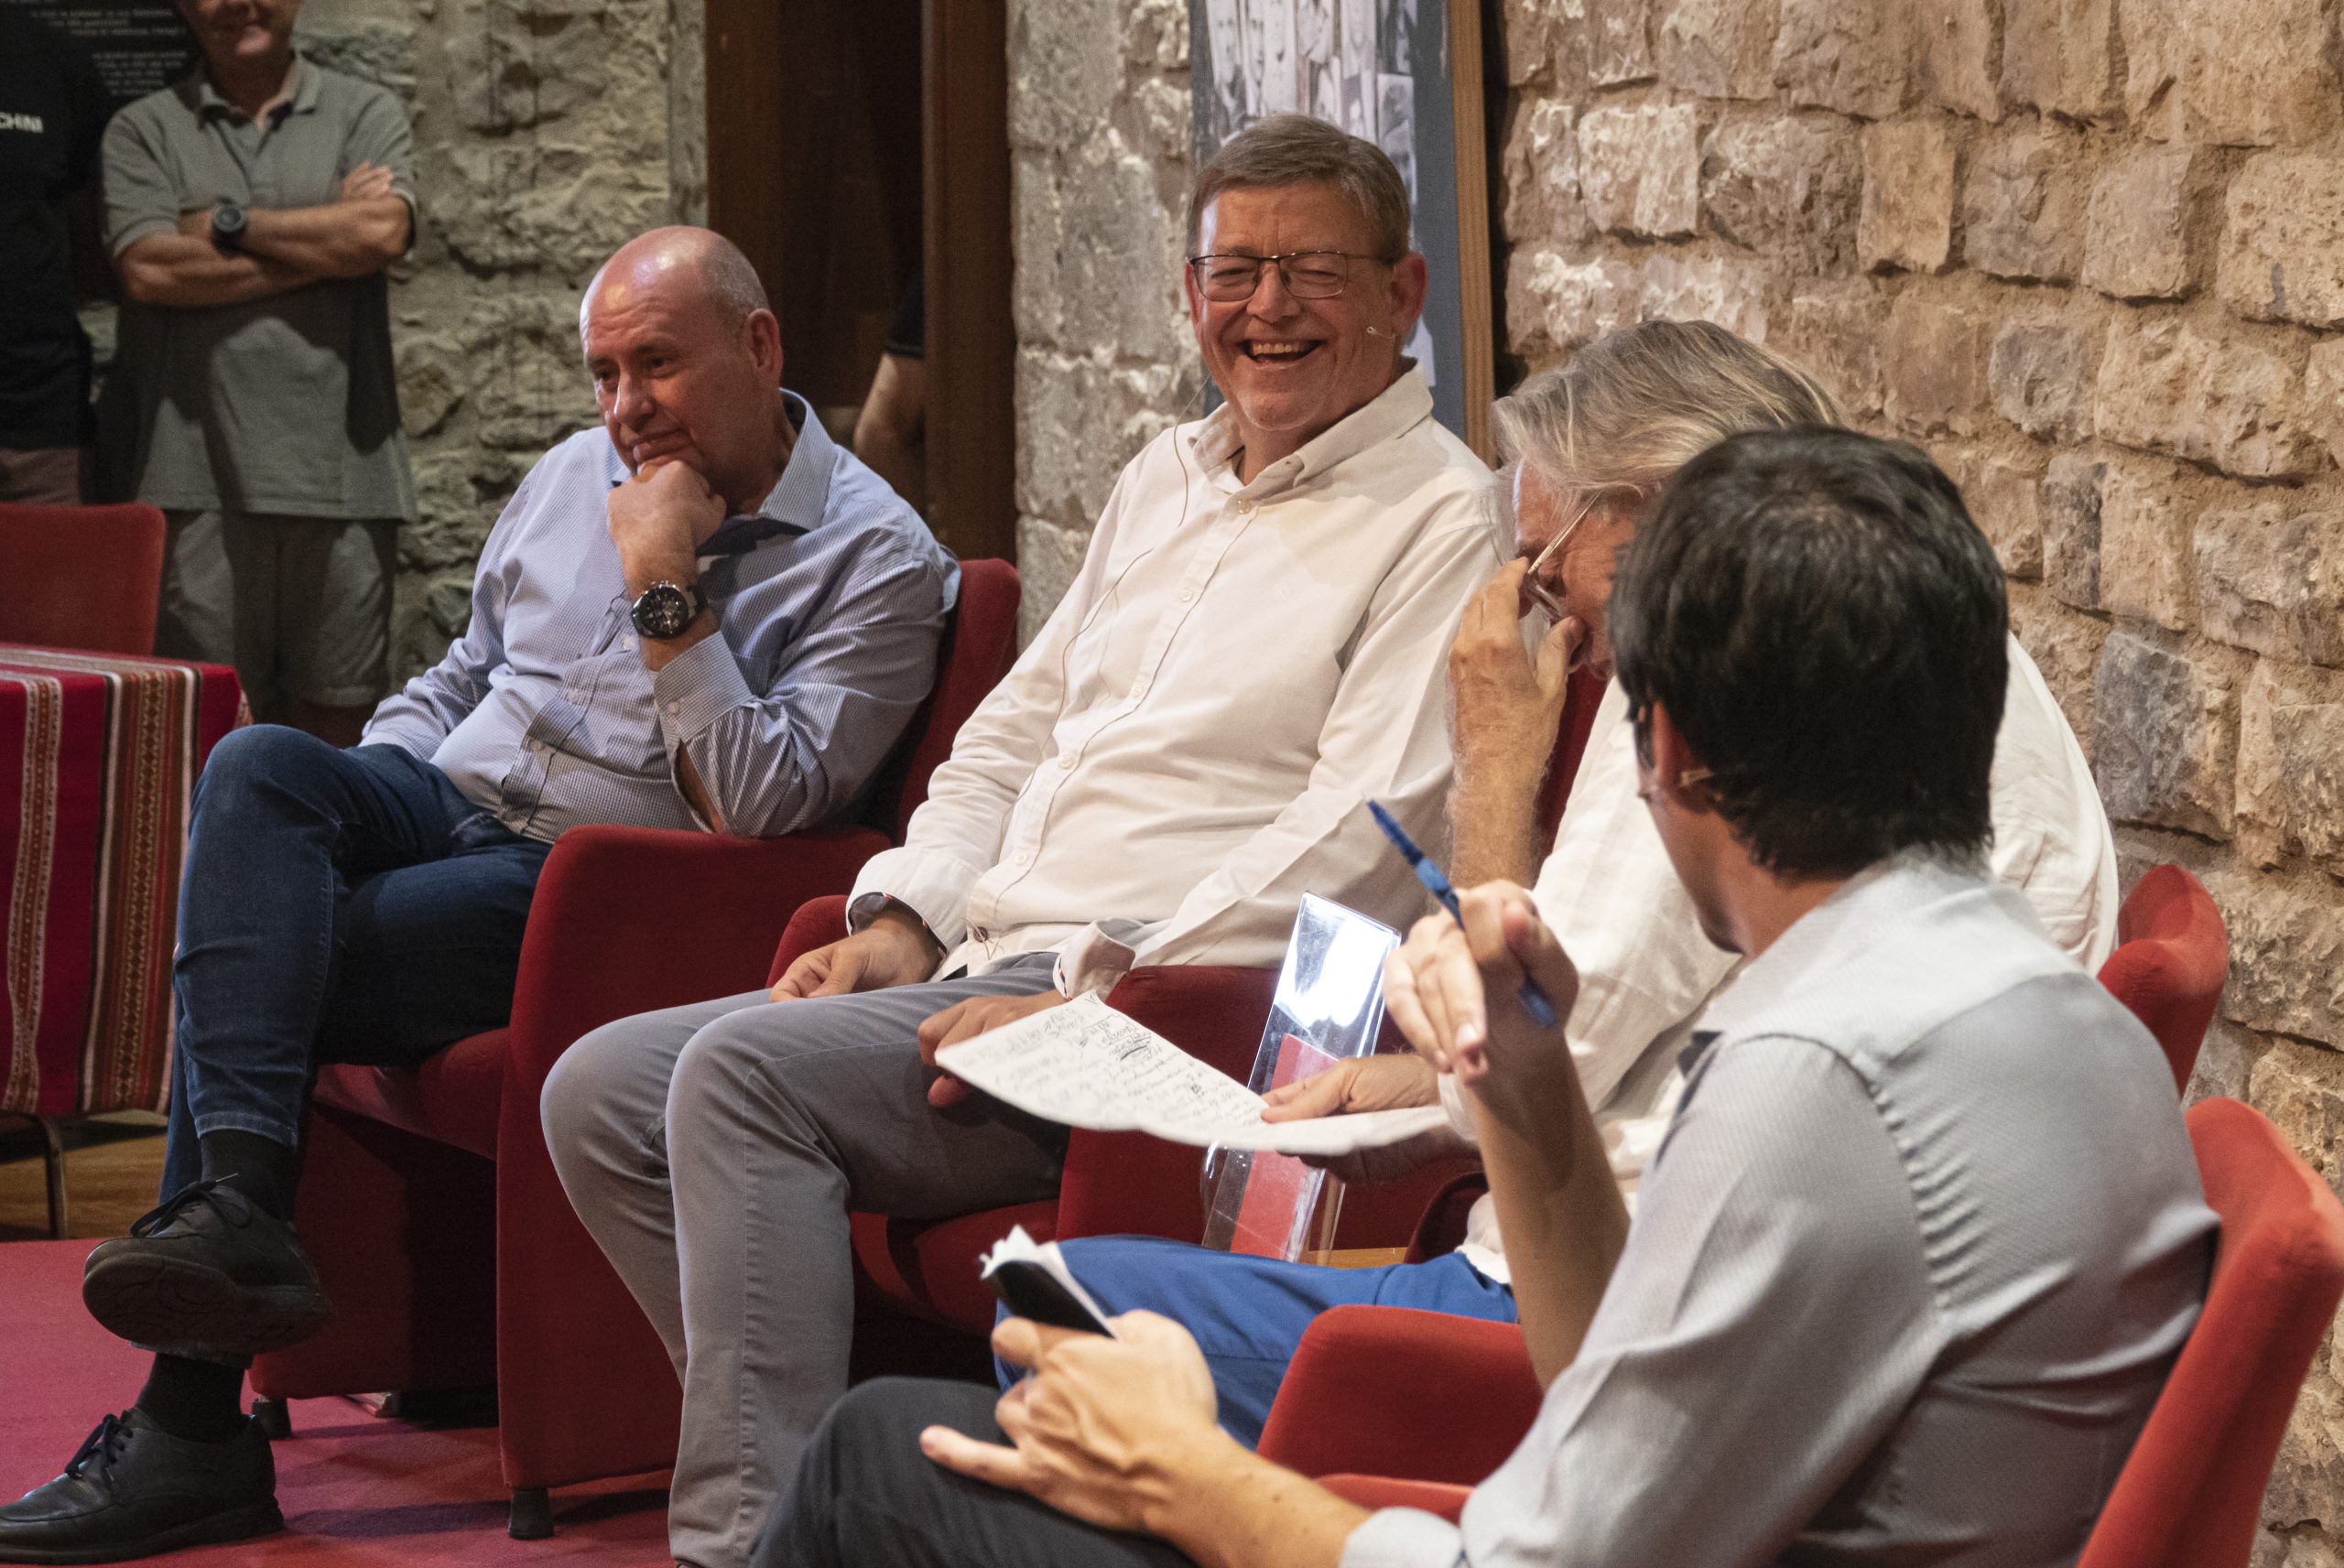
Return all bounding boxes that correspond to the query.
[1186,250,1391,302]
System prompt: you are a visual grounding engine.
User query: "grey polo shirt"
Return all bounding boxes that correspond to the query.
[101,57,417,521]
[1345,852,2218,1568]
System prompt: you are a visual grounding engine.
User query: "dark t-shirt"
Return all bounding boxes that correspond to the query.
[0,10,108,447]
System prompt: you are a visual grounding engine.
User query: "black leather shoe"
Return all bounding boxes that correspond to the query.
[80,1182,330,1359]
[0,1411,280,1563]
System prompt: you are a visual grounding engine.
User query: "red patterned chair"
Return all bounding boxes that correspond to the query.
[0,501,168,656]
[1259,1098,2344,1553]
[245,558,1020,1537]
[822,665,1613,1342]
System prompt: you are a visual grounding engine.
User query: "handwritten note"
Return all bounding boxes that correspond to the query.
[936,996,1451,1154]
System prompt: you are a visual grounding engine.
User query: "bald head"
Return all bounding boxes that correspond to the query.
[581,226,791,511]
[582,226,772,335]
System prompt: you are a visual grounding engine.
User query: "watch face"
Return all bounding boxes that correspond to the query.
[631,582,695,640]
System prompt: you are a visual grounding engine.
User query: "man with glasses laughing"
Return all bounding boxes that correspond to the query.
[540,114,1505,1568]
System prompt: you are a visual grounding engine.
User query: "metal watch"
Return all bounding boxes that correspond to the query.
[210,200,248,254]
[628,579,706,641]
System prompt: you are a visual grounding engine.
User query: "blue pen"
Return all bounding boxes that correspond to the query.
[1366,801,1560,1029]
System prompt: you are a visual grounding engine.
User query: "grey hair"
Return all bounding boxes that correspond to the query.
[1187,114,1412,262]
[1494,320,1847,511]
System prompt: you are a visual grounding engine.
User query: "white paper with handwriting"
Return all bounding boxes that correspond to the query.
[936,995,1449,1154]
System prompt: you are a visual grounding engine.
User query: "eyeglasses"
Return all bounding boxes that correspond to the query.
[1517,490,1602,623]
[1186,250,1389,302]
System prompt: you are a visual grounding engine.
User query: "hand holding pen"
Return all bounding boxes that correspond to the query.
[1368,801,1561,1031]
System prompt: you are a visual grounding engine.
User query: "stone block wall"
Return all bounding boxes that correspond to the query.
[1487,0,2344,1553]
[300,0,705,679]
[1005,0,1199,644]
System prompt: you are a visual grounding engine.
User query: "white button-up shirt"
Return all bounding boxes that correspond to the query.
[1444,635,2121,1281]
[851,369,1504,989]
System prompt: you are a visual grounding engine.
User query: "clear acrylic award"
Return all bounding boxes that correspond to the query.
[1199,894,1401,1260]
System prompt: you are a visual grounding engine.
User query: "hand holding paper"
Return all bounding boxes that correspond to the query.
[935,996,1451,1155]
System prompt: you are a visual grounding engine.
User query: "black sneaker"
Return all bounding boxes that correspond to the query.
[0,1411,281,1563]
[80,1182,330,1359]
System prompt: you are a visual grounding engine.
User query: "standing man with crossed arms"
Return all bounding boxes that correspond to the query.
[101,0,416,744]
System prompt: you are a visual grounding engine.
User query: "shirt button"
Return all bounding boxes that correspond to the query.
[1180,588,1198,603]
[665,700,681,715]
[1058,752,1076,769]
[1016,848,1035,865]
[624,636,638,651]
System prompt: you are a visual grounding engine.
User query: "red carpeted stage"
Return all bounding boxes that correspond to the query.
[1,1240,671,1564]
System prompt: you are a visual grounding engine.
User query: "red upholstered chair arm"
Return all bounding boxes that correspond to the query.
[500,825,885,1090]
[766,895,858,988]
[1257,1305,1542,1486]
[1316,1474,1471,1523]
[1053,966,1281,1240]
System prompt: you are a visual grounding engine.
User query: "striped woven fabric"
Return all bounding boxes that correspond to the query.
[0,646,245,1120]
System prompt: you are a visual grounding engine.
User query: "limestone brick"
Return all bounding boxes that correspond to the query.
[2219,154,2344,331]
[1698,113,1861,276]
[2082,147,2204,302]
[1774,0,1913,118]
[1776,281,1887,416]
[2251,1037,2344,1182]
[2092,629,2248,838]
[2009,580,2110,756]
[1988,319,2093,441]
[2176,0,2339,147]
[2218,869,2344,1045]
[1656,0,1779,99]
[1015,515,1091,648]
[2307,340,2344,470]
[1970,450,2047,579]
[1511,248,1641,352]
[1009,0,1128,149]
[1858,117,1957,274]
[1881,290,1991,436]
[1500,99,1586,243]
[1915,0,2002,121]
[1503,0,1560,89]
[1585,0,1657,86]
[2195,493,2344,667]
[1638,252,1773,342]
[2096,455,2198,632]
[1961,121,2087,284]
[2092,314,2321,481]
[2115,0,2179,137]
[2187,1017,2277,1106]
[2238,659,2344,871]
[2041,451,2104,610]
[1999,0,2118,120]
[1577,102,1701,239]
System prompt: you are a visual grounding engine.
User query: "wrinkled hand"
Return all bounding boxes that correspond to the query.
[1449,561,1584,790]
[607,458,724,596]
[339,161,396,203]
[916,990,1069,1108]
[1260,1053,1470,1182]
[1383,884,1581,1138]
[769,914,940,1001]
[920,1310,1232,1535]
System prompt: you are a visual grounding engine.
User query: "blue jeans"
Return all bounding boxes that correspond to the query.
[159,727,553,1197]
[1001,1235,1517,1449]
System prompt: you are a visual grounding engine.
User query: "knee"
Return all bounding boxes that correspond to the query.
[541,1019,653,1173]
[193,723,334,810]
[667,1005,793,1124]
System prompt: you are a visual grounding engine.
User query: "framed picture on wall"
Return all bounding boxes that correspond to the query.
[1190,0,1496,458]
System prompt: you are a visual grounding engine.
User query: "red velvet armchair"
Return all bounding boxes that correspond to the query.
[246,558,1020,1538]
[2095,863,2227,1093]
[1262,1098,2344,1550]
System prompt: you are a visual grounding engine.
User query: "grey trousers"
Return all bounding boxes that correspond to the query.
[540,956,1066,1568]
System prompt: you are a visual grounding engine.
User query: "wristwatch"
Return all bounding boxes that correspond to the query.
[629,579,706,641]
[210,201,247,254]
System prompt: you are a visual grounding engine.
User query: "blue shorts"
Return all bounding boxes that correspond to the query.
[997,1235,1516,1449]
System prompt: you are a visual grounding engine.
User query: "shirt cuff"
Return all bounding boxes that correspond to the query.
[851,847,979,953]
[357,713,441,761]
[1438,1072,1481,1143]
[650,631,755,750]
[1339,1508,1468,1568]
[1051,918,1164,998]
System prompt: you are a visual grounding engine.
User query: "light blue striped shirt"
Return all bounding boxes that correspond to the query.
[364,394,959,840]
[1345,853,2216,1568]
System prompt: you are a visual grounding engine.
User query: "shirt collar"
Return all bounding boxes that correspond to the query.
[1679,849,1991,1073]
[600,390,833,558]
[196,55,318,121]
[1188,365,1436,500]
